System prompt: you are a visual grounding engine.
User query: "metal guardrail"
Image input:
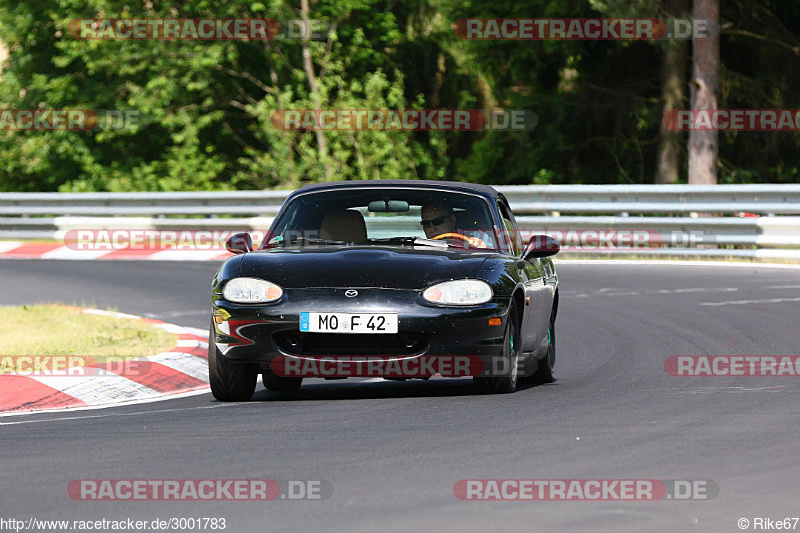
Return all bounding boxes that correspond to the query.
[500,184,800,215]
[2,185,800,260]
[2,184,800,216]
[0,191,290,216]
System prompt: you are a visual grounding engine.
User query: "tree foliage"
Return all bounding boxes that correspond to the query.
[0,0,797,191]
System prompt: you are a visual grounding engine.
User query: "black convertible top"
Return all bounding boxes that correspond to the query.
[292,180,501,200]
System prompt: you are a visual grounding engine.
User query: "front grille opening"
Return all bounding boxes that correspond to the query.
[274,332,427,356]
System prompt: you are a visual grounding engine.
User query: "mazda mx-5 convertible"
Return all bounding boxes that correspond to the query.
[209,180,559,400]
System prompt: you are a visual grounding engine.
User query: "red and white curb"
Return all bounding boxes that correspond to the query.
[0,309,210,416]
[0,241,232,261]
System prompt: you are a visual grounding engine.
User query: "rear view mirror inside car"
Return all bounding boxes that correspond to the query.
[368,200,409,212]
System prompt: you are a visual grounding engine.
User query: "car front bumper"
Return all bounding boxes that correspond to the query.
[211,288,511,374]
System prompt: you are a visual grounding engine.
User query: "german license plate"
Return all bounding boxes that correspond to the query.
[299,312,398,334]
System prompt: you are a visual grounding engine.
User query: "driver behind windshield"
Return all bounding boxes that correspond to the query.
[420,200,457,239]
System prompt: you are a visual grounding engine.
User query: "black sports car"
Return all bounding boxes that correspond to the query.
[209,180,559,400]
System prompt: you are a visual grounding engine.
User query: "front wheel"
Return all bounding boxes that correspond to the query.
[208,323,258,401]
[474,302,520,394]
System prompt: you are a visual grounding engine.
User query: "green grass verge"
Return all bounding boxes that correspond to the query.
[0,304,176,373]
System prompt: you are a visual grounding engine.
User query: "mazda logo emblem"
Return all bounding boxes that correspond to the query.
[345,290,358,297]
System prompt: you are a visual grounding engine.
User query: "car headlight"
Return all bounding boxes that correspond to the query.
[223,277,283,303]
[422,279,492,306]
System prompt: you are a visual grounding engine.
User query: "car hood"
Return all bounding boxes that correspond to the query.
[239,246,493,290]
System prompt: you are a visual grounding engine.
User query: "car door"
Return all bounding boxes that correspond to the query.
[497,198,552,354]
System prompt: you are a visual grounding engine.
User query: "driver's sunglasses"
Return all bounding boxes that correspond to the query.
[420,215,450,228]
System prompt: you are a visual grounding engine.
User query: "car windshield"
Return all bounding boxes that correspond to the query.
[264,188,502,251]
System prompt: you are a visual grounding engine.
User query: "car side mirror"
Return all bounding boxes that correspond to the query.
[522,235,560,261]
[226,233,253,254]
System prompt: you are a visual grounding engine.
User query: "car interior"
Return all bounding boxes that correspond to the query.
[319,209,369,243]
[268,189,502,250]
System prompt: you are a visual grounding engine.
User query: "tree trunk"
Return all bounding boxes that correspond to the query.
[300,0,332,180]
[655,0,688,184]
[687,0,719,185]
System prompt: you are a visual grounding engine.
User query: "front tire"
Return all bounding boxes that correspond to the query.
[474,302,520,394]
[208,323,257,401]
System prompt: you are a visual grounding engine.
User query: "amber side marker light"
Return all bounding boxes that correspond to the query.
[488,318,502,326]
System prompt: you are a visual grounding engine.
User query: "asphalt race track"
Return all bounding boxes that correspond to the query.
[1,259,799,532]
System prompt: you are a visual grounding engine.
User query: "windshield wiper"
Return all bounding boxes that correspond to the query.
[284,236,356,246]
[369,237,452,248]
